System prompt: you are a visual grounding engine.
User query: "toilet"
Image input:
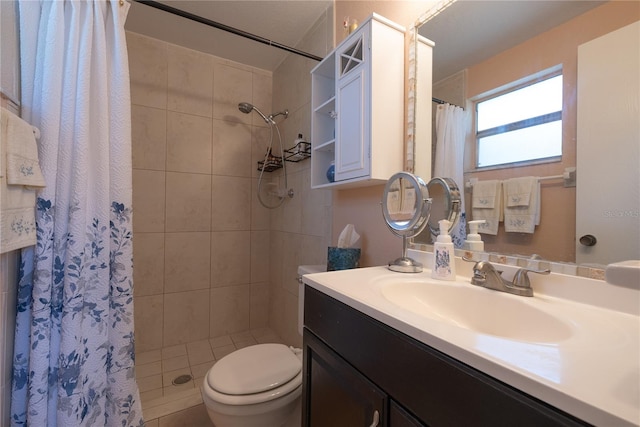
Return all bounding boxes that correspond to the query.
[202,265,326,427]
[202,343,303,427]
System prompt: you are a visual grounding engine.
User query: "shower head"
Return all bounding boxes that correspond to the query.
[238,102,270,124]
[238,102,253,114]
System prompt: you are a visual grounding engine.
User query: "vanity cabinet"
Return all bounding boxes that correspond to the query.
[310,14,406,189]
[302,286,589,427]
[304,330,386,426]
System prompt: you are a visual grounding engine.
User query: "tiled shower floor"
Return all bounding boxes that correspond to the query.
[135,327,285,423]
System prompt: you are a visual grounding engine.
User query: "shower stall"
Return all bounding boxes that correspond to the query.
[128,4,333,392]
[124,1,335,422]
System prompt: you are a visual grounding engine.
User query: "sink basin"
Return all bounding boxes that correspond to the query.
[378,279,573,343]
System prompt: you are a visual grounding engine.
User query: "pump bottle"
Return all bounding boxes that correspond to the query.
[464,220,487,252]
[432,219,456,281]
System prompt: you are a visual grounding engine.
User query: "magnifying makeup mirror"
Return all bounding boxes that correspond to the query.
[426,177,461,237]
[382,172,432,273]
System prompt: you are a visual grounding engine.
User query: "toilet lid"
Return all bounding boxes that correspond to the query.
[207,343,301,396]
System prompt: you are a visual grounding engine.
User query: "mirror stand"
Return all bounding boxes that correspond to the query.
[389,235,425,273]
[382,172,432,273]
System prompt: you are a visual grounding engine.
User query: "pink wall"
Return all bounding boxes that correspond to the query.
[332,185,401,268]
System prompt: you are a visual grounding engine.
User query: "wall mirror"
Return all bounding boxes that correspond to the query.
[408,0,639,268]
[382,172,431,273]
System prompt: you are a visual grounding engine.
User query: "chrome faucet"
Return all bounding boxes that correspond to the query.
[466,259,550,297]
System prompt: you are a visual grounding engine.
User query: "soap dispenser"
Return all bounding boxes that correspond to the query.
[464,220,487,252]
[432,219,456,281]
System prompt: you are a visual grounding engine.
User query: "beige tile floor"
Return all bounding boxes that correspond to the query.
[136,327,285,424]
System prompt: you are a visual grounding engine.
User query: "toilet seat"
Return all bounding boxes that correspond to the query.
[204,343,302,406]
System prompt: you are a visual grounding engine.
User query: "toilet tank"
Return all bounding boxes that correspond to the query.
[297,265,326,335]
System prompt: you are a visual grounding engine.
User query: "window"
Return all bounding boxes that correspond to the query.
[475,73,563,168]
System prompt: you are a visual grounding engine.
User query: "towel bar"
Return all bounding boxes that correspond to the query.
[465,167,576,189]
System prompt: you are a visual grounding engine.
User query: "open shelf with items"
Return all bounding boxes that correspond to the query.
[284,141,311,163]
[257,158,283,172]
[310,14,408,189]
[256,149,283,172]
[310,46,336,188]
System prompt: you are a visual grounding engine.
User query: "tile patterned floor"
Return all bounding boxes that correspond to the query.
[136,327,285,423]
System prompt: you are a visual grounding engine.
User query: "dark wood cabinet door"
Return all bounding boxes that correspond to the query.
[303,330,386,427]
[389,401,426,427]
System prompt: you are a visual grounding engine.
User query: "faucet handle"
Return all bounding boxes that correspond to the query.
[462,256,495,273]
[467,259,503,284]
[512,267,550,288]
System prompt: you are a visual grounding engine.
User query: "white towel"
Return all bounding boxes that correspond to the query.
[505,176,535,207]
[0,108,42,253]
[1,107,46,187]
[471,180,503,235]
[504,177,540,233]
[0,182,37,253]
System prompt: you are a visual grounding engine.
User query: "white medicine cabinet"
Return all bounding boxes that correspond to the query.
[310,14,406,189]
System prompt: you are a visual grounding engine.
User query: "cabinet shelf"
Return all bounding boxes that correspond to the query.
[314,96,336,115]
[314,139,335,152]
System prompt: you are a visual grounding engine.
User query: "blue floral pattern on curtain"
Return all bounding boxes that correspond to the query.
[12,201,142,426]
[11,1,144,425]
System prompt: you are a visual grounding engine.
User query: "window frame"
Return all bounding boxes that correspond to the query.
[472,67,564,170]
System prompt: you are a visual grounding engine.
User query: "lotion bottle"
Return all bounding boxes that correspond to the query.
[432,219,456,281]
[464,220,486,252]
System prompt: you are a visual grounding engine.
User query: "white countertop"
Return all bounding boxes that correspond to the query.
[302,256,640,426]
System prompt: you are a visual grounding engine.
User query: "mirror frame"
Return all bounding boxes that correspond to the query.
[426,177,461,237]
[382,172,431,237]
[406,0,455,177]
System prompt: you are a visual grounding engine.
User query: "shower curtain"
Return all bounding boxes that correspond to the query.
[11,1,144,425]
[434,103,466,248]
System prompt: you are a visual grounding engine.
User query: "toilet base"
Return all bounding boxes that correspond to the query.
[203,385,301,427]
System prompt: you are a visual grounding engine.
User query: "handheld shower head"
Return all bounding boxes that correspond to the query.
[238,102,253,114]
[238,102,270,124]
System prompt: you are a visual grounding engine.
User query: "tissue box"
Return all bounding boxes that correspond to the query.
[327,247,361,271]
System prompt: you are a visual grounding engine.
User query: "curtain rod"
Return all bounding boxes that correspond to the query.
[432,97,463,109]
[133,0,324,62]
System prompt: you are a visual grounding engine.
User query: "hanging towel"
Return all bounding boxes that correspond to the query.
[0,108,43,253]
[1,107,45,187]
[471,180,503,235]
[0,179,37,253]
[504,177,540,233]
[505,176,535,207]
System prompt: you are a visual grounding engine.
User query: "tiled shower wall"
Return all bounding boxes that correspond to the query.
[128,32,277,352]
[128,4,334,352]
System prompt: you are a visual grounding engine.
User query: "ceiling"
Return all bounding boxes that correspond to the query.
[125,1,607,76]
[418,0,607,82]
[125,0,332,72]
